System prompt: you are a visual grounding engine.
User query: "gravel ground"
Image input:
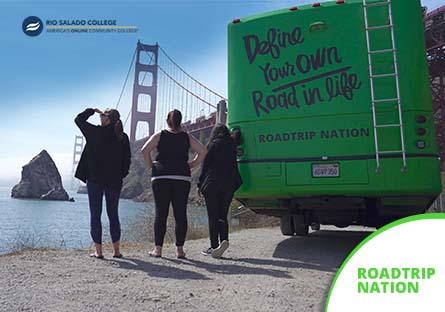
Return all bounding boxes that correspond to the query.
[0,226,372,312]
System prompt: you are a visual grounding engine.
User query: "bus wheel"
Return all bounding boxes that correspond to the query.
[280,216,294,236]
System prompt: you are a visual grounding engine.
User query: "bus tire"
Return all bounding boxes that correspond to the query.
[280,216,294,236]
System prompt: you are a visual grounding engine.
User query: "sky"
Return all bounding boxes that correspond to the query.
[0,0,443,187]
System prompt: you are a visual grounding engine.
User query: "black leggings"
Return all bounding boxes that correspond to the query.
[151,179,191,247]
[203,189,234,249]
[86,180,122,244]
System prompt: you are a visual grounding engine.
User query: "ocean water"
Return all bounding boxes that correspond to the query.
[0,186,150,254]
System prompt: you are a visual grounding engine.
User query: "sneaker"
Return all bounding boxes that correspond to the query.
[201,247,213,256]
[211,240,229,258]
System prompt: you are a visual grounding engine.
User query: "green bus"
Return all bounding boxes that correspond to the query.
[227,0,442,235]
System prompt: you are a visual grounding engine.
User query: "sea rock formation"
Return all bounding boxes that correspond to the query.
[77,184,87,194]
[120,139,151,199]
[11,150,72,201]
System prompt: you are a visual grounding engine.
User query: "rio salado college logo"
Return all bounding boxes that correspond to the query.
[22,16,43,36]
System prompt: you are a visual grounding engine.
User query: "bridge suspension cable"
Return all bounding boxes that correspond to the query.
[115,47,136,110]
[155,46,226,133]
[116,43,227,139]
[157,65,217,109]
[158,46,227,101]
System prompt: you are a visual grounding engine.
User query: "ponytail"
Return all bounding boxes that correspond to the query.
[103,108,124,141]
[114,119,124,141]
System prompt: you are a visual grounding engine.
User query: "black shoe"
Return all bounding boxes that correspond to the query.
[201,247,213,256]
[89,253,104,259]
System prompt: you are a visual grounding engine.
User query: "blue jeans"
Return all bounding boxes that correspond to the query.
[86,180,122,244]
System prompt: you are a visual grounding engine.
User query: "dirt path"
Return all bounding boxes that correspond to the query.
[0,226,372,312]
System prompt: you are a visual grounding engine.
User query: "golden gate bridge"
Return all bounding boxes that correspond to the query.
[72,40,227,175]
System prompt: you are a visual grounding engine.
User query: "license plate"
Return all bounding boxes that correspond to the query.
[312,163,340,178]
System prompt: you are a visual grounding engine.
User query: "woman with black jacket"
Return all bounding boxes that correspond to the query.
[198,124,242,258]
[74,108,131,259]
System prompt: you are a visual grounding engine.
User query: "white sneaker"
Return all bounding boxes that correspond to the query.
[211,240,229,258]
[201,247,213,256]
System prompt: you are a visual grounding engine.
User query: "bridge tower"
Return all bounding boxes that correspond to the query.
[71,135,85,188]
[130,41,159,142]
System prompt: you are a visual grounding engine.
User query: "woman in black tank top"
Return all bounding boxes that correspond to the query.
[141,109,207,259]
[152,130,191,179]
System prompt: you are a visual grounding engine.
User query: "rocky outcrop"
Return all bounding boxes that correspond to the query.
[121,178,145,199]
[120,139,151,200]
[77,185,87,194]
[40,188,69,201]
[11,150,73,201]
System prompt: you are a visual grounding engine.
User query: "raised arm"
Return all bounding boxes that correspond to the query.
[141,131,161,169]
[188,133,207,169]
[74,108,97,140]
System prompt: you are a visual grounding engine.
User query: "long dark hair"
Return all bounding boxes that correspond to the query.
[104,108,124,141]
[207,123,231,148]
[166,109,182,131]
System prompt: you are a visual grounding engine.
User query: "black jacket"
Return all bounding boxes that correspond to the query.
[74,108,131,188]
[198,135,242,194]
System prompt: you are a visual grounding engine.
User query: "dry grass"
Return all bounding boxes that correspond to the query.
[2,199,278,256]
[126,198,280,246]
[0,247,59,258]
[125,205,209,245]
[0,227,73,255]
